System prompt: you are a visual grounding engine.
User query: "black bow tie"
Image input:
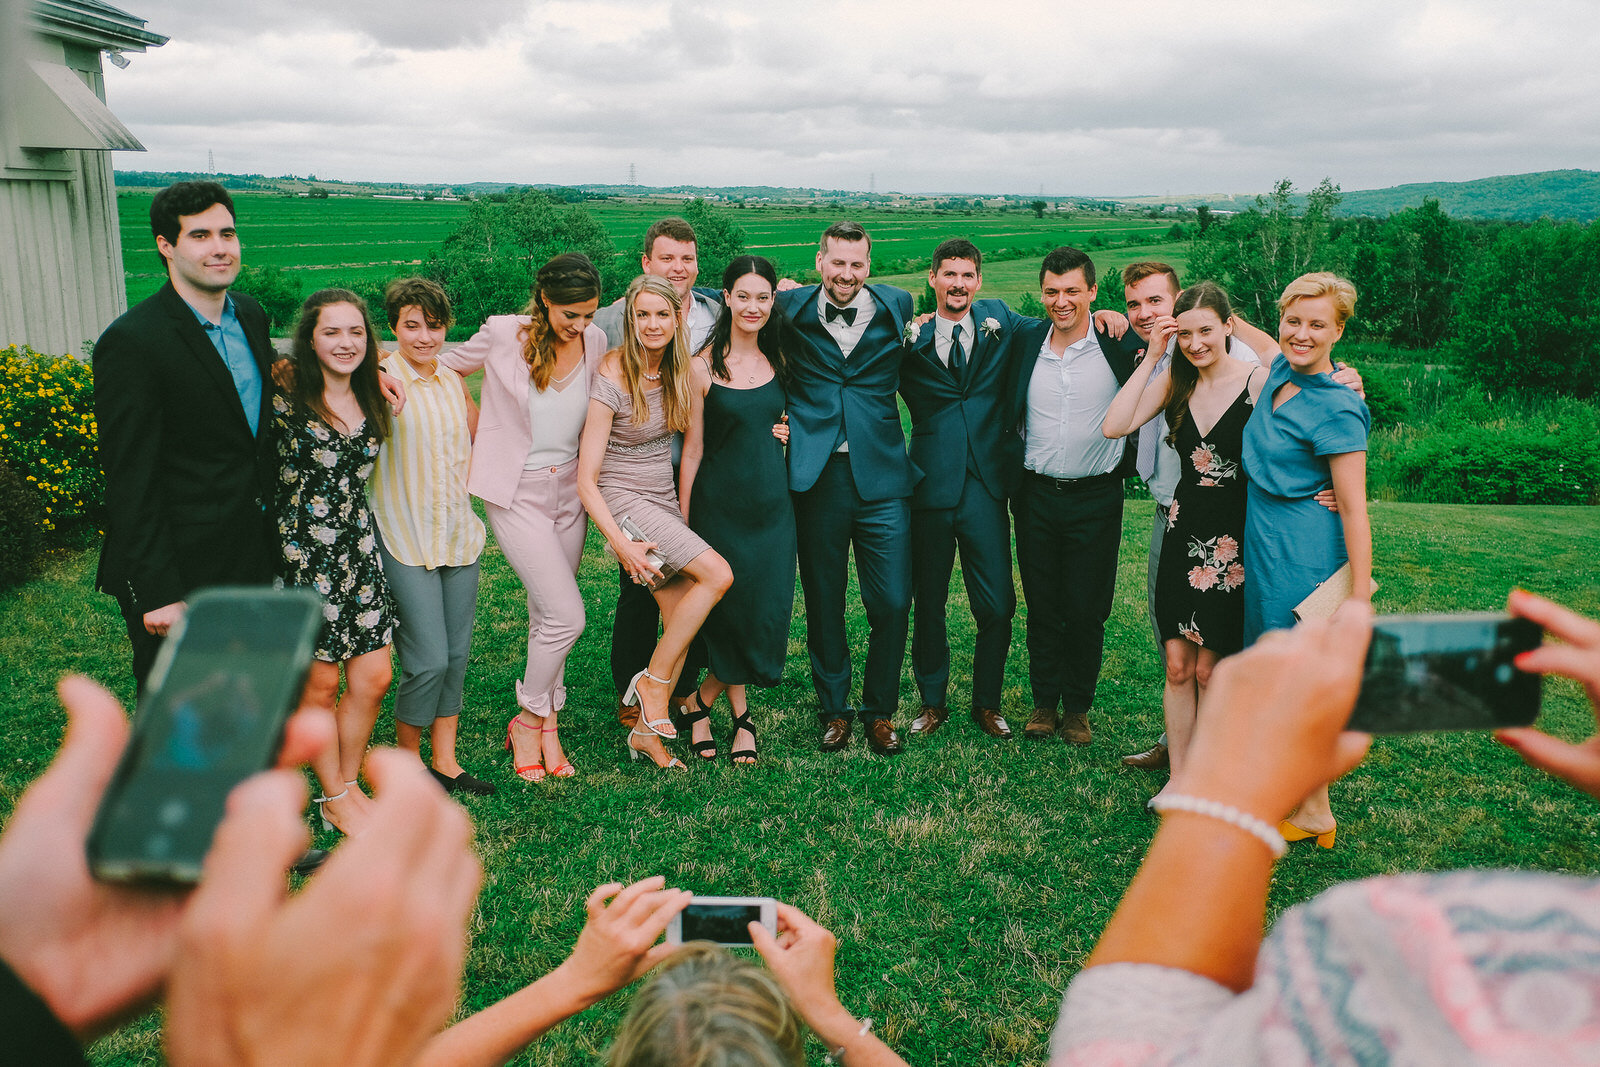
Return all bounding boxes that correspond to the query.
[824,303,857,326]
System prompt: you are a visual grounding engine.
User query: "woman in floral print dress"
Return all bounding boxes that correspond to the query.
[275,288,394,835]
[1103,282,1264,784]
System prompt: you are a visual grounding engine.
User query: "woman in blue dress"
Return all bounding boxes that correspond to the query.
[1242,272,1371,848]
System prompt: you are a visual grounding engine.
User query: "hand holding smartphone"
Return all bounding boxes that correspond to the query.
[87,587,324,883]
[1349,611,1542,733]
[666,895,777,946]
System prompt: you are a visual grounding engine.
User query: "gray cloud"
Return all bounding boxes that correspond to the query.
[97,0,1600,195]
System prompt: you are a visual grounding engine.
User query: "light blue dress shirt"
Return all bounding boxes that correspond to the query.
[190,295,262,436]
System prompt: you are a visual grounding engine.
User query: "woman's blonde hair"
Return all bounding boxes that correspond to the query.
[1276,272,1357,326]
[606,943,804,1067]
[519,252,601,391]
[616,274,695,432]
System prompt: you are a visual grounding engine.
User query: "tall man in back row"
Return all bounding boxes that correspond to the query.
[595,217,722,726]
[1007,246,1145,744]
[778,222,916,755]
[900,239,1020,740]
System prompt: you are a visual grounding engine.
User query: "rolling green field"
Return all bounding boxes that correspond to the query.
[115,190,1178,311]
[4,502,1598,1064]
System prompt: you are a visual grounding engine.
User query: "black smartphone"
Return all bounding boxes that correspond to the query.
[88,586,324,883]
[1348,612,1542,733]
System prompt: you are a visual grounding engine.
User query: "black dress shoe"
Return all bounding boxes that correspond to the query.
[430,767,499,796]
[908,705,949,735]
[290,848,329,877]
[865,719,903,755]
[819,716,852,752]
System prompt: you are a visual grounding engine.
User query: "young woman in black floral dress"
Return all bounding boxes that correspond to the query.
[1102,282,1265,786]
[276,288,394,835]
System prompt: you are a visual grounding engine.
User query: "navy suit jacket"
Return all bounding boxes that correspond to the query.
[1003,316,1146,481]
[93,282,278,612]
[899,298,1024,509]
[778,283,916,500]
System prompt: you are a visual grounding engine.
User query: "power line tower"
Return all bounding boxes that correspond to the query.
[208,149,215,175]
[869,172,876,194]
[628,163,637,186]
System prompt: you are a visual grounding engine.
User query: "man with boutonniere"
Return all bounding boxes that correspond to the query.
[776,221,916,756]
[899,239,1023,743]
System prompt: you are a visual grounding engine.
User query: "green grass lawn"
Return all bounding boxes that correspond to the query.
[4,502,1597,1064]
[115,191,1176,310]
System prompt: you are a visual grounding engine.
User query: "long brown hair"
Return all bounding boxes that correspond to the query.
[1163,281,1233,447]
[518,253,601,391]
[289,288,390,442]
[615,274,694,431]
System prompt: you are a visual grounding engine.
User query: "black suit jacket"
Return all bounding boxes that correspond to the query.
[777,282,917,500]
[899,298,1024,509]
[1003,316,1146,481]
[93,282,279,613]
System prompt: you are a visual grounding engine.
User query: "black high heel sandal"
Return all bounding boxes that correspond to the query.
[729,707,758,766]
[681,692,719,761]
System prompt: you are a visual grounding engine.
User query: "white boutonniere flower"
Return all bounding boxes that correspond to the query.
[902,321,922,346]
[980,317,1001,339]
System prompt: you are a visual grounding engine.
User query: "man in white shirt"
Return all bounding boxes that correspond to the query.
[1006,247,1147,746]
[595,217,723,725]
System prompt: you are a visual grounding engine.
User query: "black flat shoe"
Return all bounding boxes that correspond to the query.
[430,767,499,796]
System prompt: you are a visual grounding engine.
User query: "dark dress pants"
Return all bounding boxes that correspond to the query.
[910,475,1014,712]
[118,510,276,694]
[1012,472,1123,715]
[792,454,911,722]
[609,566,703,699]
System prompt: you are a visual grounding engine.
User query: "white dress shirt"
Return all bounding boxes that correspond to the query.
[818,287,876,359]
[933,313,973,368]
[1024,329,1123,480]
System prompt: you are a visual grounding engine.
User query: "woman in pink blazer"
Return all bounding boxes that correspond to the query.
[441,253,605,782]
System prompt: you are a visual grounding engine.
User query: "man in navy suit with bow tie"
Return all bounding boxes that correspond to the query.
[777,222,916,755]
[899,240,1020,741]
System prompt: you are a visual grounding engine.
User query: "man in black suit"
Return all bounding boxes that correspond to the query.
[777,222,916,755]
[1005,247,1144,745]
[900,240,1019,740]
[94,181,279,691]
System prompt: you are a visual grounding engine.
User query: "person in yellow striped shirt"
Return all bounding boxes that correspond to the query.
[369,278,495,796]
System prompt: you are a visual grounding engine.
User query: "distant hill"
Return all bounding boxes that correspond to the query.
[1334,170,1600,222]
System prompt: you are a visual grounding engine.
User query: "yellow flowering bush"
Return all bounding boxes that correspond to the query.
[0,345,103,536]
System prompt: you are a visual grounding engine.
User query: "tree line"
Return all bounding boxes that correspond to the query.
[233,182,1598,400]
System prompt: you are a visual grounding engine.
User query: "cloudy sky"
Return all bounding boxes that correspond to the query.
[89,0,1600,197]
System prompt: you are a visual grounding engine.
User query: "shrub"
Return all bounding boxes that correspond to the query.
[1391,425,1600,505]
[0,461,44,589]
[1352,362,1411,430]
[0,345,103,536]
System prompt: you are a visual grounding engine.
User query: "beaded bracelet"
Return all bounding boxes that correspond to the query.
[1147,793,1288,858]
[824,1017,874,1065]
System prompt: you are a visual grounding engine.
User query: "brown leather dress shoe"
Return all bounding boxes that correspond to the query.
[865,718,903,755]
[1121,741,1169,770]
[971,707,1012,739]
[1023,707,1059,740]
[909,705,949,735]
[819,716,852,752]
[616,694,639,729]
[1058,710,1092,745]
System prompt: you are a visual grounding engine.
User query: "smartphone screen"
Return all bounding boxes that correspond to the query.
[89,587,324,882]
[679,902,765,945]
[1348,612,1542,733]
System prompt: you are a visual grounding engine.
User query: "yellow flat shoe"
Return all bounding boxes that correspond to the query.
[1278,819,1336,849]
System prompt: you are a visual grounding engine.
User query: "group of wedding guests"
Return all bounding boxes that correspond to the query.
[93,180,1373,845]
